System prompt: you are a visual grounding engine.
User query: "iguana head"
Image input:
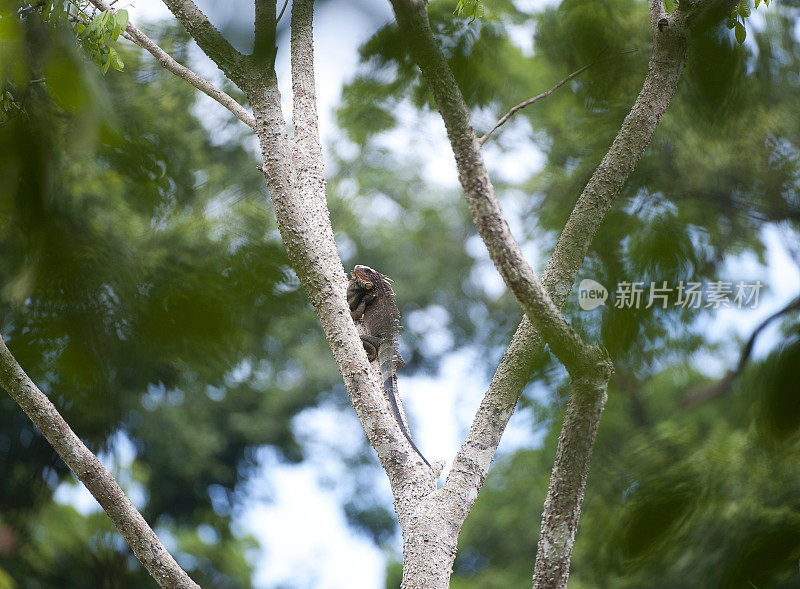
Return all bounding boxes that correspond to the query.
[352,265,392,292]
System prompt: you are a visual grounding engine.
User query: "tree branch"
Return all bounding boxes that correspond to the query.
[532,371,607,587]
[160,0,248,85]
[0,335,199,589]
[87,0,256,129]
[539,14,688,306]
[253,0,277,67]
[290,0,324,183]
[240,0,434,515]
[277,0,289,23]
[288,0,436,487]
[478,49,637,147]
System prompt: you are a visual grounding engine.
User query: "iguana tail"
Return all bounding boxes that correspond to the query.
[377,343,431,468]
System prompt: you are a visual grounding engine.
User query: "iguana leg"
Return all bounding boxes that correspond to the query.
[347,282,365,318]
[348,285,376,321]
[350,299,368,321]
[360,335,382,362]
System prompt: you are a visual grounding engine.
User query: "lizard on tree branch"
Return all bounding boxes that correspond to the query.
[347,265,432,468]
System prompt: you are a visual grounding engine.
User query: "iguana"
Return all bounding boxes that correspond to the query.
[347,265,431,468]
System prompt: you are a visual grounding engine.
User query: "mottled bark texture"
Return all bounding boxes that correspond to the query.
[0,336,200,589]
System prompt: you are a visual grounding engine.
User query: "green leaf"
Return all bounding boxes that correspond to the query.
[108,10,129,41]
[754,0,761,8]
[725,16,737,28]
[83,18,101,40]
[115,10,129,31]
[108,46,124,72]
[734,21,746,43]
[737,1,751,18]
[664,0,678,13]
[454,0,484,20]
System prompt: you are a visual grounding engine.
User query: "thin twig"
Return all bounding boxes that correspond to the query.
[478,49,638,146]
[277,0,290,23]
[19,77,45,111]
[681,295,800,407]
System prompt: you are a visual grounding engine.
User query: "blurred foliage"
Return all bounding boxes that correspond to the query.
[9,498,255,588]
[0,3,335,586]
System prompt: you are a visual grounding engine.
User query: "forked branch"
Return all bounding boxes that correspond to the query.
[391,0,606,386]
[87,0,256,128]
[390,0,614,554]
[388,0,697,587]
[240,0,435,498]
[160,0,247,83]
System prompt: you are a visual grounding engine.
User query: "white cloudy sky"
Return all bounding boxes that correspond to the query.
[55,2,800,588]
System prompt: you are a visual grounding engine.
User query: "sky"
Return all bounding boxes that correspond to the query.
[54,1,800,588]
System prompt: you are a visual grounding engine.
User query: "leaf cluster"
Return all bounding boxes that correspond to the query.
[663,0,770,44]
[74,6,128,74]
